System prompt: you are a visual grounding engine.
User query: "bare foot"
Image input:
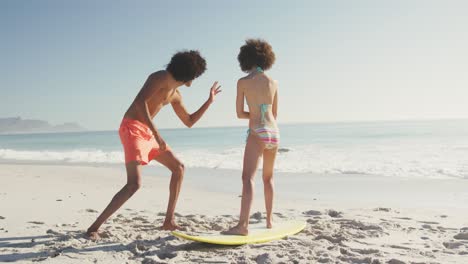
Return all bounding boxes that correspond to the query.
[86,229,100,241]
[221,225,249,236]
[267,218,273,229]
[161,221,182,231]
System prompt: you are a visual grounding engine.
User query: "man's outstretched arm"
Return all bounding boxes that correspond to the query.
[171,81,222,128]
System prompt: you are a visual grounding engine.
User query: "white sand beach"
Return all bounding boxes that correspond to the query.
[1,163,468,263]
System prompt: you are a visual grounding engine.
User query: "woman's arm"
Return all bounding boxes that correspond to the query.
[272,82,278,119]
[236,79,249,119]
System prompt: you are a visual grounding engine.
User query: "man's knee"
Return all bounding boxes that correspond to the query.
[171,162,185,178]
[126,182,141,193]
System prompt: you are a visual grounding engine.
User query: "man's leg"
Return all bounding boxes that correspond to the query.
[153,150,185,230]
[86,161,142,240]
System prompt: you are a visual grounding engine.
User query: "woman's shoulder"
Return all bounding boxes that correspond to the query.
[237,76,250,89]
[238,75,251,82]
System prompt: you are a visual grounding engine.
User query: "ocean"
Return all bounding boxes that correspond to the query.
[1,119,468,180]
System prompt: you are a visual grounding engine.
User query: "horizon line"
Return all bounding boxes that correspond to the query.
[2,117,468,136]
[25,117,468,134]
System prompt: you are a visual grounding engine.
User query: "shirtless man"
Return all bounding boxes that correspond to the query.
[86,50,221,240]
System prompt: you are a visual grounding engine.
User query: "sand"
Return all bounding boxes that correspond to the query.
[1,163,468,263]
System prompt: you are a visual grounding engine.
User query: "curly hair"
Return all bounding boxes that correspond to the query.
[166,50,207,82]
[237,39,275,72]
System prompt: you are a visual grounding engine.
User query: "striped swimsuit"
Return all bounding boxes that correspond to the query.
[247,104,280,149]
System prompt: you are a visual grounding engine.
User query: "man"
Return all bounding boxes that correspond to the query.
[86,50,221,240]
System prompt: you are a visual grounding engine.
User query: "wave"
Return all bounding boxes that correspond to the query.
[1,144,468,180]
[0,148,124,164]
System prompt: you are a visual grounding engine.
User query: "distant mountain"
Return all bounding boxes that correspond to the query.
[0,117,86,134]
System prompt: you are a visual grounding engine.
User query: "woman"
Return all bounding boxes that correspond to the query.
[223,39,279,236]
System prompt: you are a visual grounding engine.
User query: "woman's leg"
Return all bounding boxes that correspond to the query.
[223,133,264,235]
[262,146,278,228]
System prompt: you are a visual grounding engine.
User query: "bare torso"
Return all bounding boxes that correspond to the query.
[240,72,278,129]
[124,71,179,122]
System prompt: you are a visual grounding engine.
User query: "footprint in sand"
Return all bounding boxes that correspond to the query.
[46,229,62,235]
[303,210,322,216]
[185,214,199,218]
[306,219,319,224]
[338,256,373,263]
[337,219,383,232]
[255,253,280,264]
[421,224,434,229]
[327,209,342,218]
[273,212,287,218]
[315,234,346,244]
[388,258,406,264]
[28,221,45,225]
[395,217,412,220]
[389,245,412,250]
[454,232,468,240]
[114,217,131,223]
[419,221,439,224]
[443,241,464,249]
[349,248,380,255]
[373,207,391,212]
[132,216,150,223]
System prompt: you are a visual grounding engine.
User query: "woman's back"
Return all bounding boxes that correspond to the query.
[240,70,278,130]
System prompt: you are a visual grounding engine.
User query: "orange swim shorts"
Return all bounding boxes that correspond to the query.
[119,118,169,165]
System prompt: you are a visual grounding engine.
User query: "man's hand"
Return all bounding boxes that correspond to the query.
[208,81,222,104]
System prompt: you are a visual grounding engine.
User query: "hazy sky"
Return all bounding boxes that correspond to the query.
[1,0,467,130]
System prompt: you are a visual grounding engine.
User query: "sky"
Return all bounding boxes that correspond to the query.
[1,0,468,130]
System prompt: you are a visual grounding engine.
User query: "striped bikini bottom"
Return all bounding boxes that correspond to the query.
[247,126,280,149]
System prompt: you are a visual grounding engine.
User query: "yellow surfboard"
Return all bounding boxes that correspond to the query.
[171,220,306,245]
